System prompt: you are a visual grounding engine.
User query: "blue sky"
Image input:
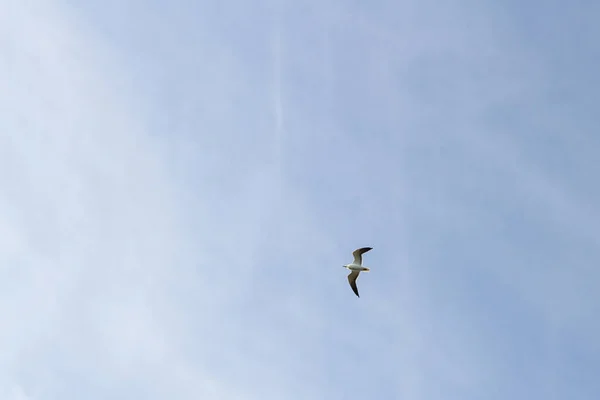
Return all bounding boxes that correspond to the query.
[1,0,599,399]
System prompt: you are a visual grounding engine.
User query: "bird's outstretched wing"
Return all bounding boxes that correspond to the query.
[352,247,373,265]
[347,270,361,297]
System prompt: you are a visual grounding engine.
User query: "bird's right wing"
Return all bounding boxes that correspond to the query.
[347,270,361,297]
[352,247,373,265]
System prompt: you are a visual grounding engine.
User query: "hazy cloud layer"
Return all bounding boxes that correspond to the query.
[1,0,599,399]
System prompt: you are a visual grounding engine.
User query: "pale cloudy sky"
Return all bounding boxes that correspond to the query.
[1,0,599,399]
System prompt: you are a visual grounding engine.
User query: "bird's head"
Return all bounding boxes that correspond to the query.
[342,264,349,269]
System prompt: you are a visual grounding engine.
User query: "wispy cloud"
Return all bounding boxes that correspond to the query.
[2,0,599,399]
[0,1,208,398]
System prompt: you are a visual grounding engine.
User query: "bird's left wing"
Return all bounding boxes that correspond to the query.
[347,270,361,297]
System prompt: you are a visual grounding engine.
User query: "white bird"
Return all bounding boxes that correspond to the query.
[343,247,373,297]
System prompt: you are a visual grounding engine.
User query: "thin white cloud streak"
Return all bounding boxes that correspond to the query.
[272,7,284,143]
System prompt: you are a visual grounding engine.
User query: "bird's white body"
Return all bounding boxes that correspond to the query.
[345,264,370,272]
[343,247,373,297]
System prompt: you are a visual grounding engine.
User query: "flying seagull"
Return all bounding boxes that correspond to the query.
[343,247,373,297]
